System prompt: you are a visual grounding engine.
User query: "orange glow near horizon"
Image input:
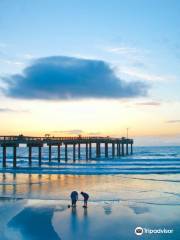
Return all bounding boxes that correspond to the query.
[0,97,180,144]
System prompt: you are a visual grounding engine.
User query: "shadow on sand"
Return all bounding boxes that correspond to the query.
[8,206,61,240]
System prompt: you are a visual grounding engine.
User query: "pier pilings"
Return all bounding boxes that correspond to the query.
[0,136,133,167]
[58,144,61,162]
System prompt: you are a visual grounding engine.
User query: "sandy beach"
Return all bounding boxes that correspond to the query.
[0,197,180,240]
[0,172,180,240]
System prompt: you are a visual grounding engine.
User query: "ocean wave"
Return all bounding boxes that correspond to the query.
[119,175,180,182]
[0,167,180,175]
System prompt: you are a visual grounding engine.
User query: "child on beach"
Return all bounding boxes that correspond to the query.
[81,192,89,208]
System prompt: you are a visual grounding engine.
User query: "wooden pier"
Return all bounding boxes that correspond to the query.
[0,135,133,168]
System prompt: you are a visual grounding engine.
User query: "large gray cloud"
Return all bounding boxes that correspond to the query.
[3,56,148,100]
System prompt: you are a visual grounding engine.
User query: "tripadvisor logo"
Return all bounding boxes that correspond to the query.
[135,227,143,236]
[135,226,174,236]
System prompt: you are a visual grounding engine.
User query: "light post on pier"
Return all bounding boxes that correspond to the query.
[126,128,129,139]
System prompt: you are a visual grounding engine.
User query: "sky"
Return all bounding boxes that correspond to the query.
[0,0,180,145]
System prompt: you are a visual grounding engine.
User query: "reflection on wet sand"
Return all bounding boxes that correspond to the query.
[104,205,112,215]
[0,198,180,240]
[8,205,60,240]
[51,201,180,240]
[83,207,88,217]
[0,173,180,207]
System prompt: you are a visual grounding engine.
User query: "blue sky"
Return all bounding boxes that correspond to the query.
[0,0,180,145]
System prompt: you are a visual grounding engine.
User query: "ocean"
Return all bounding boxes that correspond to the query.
[0,146,180,174]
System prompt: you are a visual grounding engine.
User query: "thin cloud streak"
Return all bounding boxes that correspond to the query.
[51,130,83,135]
[136,102,161,106]
[166,120,180,124]
[0,59,24,66]
[0,108,29,113]
[119,67,176,82]
[50,130,101,136]
[104,45,146,62]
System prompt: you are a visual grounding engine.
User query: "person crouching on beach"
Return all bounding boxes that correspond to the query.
[70,191,78,207]
[81,192,89,208]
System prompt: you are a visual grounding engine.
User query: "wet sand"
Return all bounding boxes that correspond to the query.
[0,198,180,240]
[0,173,180,239]
[0,173,180,205]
